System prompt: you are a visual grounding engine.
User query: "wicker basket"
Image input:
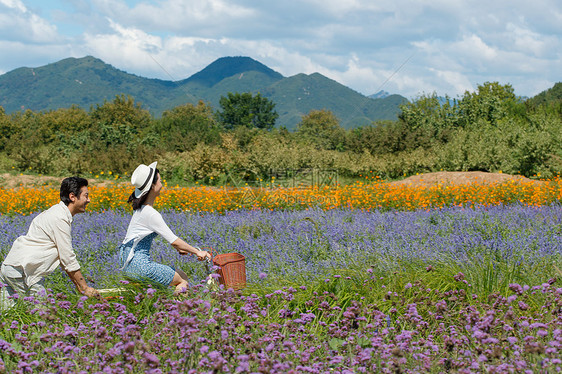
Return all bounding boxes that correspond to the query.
[212,252,246,290]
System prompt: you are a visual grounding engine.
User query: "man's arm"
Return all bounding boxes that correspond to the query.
[66,269,99,297]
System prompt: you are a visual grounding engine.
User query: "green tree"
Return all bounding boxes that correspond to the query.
[6,110,54,173]
[89,94,152,147]
[346,120,411,154]
[0,106,14,151]
[296,109,346,151]
[217,92,278,130]
[38,106,91,142]
[154,101,222,151]
[398,93,452,130]
[398,93,459,145]
[79,95,155,174]
[457,82,518,127]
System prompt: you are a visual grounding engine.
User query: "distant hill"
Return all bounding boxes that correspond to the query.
[182,56,283,87]
[0,56,408,129]
[526,82,562,107]
[0,56,182,114]
[369,90,390,99]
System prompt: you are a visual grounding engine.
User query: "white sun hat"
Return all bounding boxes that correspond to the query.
[131,161,157,198]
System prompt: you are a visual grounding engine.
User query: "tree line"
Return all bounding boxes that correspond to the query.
[0,82,560,184]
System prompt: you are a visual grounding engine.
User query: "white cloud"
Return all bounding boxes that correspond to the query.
[455,34,498,61]
[95,0,256,35]
[0,0,60,43]
[0,0,26,12]
[431,69,474,96]
[0,0,560,100]
[303,0,383,16]
[0,39,72,69]
[330,56,395,95]
[506,23,554,57]
[83,19,163,75]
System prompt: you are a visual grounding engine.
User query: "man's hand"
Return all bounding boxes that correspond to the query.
[83,286,100,298]
[66,269,99,298]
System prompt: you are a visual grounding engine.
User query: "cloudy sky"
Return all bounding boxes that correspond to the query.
[1,0,560,99]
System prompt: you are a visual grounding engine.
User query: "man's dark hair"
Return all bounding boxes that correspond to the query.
[60,177,88,205]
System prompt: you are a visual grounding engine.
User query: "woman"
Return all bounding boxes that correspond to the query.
[119,161,211,294]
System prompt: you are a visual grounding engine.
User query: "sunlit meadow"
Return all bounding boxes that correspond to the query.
[0,177,561,215]
[1,179,562,372]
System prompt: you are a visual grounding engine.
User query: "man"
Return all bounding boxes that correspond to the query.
[0,177,99,305]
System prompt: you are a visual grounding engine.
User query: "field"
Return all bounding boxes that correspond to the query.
[1,173,562,372]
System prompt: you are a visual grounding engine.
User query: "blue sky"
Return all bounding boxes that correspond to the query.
[1,0,560,99]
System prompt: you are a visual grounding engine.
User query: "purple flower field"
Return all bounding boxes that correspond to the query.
[1,278,562,373]
[1,205,562,372]
[48,205,562,287]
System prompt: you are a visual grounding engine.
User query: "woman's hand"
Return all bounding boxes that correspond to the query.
[171,238,212,262]
[195,249,212,262]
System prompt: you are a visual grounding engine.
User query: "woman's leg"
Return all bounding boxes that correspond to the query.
[170,269,189,294]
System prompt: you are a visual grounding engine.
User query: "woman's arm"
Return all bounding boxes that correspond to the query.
[171,238,211,261]
[146,208,211,261]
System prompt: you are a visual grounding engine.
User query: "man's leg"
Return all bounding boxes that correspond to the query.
[29,279,47,301]
[0,276,15,309]
[0,264,27,309]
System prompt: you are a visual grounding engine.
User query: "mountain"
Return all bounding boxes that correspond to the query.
[267,73,406,128]
[0,56,184,114]
[0,56,408,129]
[369,90,390,99]
[525,82,562,107]
[182,56,283,87]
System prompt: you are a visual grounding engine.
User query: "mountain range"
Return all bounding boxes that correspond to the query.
[0,56,408,130]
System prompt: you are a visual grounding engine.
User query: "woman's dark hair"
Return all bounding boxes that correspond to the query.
[128,168,160,210]
[60,177,88,205]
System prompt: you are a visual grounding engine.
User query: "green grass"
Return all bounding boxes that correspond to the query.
[243,250,562,318]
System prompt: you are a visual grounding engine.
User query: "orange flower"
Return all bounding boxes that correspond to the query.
[0,179,560,215]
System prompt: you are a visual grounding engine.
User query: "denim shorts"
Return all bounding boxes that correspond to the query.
[118,233,175,286]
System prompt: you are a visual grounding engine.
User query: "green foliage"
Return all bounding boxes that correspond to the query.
[433,112,562,177]
[0,80,560,180]
[89,94,151,134]
[0,106,15,151]
[40,105,91,138]
[153,101,222,151]
[5,110,54,173]
[526,82,562,107]
[347,120,440,155]
[296,109,346,151]
[398,83,519,133]
[217,92,279,130]
[457,82,518,127]
[398,92,459,131]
